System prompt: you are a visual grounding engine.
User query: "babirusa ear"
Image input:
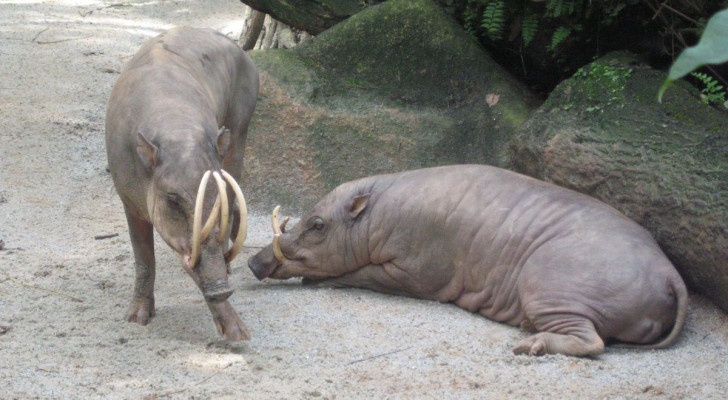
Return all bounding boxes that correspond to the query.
[348,193,370,219]
[136,131,158,170]
[216,126,231,158]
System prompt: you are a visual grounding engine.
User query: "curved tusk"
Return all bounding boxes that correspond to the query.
[212,171,229,243]
[191,170,212,269]
[200,195,221,242]
[280,216,290,233]
[221,170,248,263]
[273,234,286,263]
[271,205,282,235]
[271,205,288,263]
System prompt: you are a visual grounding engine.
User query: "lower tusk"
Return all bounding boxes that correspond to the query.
[212,171,229,243]
[191,170,212,269]
[221,170,247,263]
[271,205,289,263]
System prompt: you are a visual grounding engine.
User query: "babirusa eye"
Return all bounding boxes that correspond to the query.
[167,193,182,209]
[312,218,325,231]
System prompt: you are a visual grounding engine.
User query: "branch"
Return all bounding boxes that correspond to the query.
[1,270,83,302]
[36,35,94,45]
[346,346,413,365]
[94,233,119,240]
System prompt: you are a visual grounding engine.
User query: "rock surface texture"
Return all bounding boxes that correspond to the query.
[242,0,538,211]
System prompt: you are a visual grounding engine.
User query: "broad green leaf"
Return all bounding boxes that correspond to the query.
[658,10,728,103]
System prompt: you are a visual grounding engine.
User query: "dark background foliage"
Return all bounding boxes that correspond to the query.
[436,0,727,97]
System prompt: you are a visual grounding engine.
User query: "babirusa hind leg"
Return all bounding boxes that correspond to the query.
[512,316,604,356]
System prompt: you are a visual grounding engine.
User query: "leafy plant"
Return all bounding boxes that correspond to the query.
[458,0,723,94]
[464,0,628,58]
[480,0,505,41]
[691,72,727,106]
[550,26,572,53]
[521,11,538,47]
[658,10,728,103]
[546,0,581,18]
[546,0,564,18]
[601,2,626,25]
[463,6,478,37]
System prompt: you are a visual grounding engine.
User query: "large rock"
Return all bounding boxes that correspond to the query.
[239,0,374,35]
[510,52,728,313]
[242,0,538,211]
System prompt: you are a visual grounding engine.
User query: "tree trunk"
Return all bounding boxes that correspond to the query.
[239,0,375,35]
[241,9,265,50]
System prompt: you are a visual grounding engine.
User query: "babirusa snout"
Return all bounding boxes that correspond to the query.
[190,169,248,268]
[248,250,276,280]
[203,278,234,303]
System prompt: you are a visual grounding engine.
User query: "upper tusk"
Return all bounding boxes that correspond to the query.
[271,205,288,263]
[190,170,212,269]
[272,205,282,235]
[221,170,247,263]
[212,171,229,243]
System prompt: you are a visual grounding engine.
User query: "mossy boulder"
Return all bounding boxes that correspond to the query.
[242,0,538,212]
[510,52,728,313]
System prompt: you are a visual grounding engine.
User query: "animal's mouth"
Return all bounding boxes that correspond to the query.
[247,206,305,280]
[248,254,283,280]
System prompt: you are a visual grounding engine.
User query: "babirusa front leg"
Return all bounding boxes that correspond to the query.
[123,203,156,325]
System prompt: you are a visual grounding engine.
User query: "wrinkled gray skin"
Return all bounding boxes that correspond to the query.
[249,165,688,356]
[106,27,259,341]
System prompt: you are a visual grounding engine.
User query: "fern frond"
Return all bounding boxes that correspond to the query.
[566,0,575,16]
[547,0,564,18]
[550,26,571,52]
[521,12,539,47]
[464,7,477,36]
[690,71,727,105]
[481,0,506,41]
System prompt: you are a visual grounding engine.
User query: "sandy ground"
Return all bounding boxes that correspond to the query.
[1,1,728,399]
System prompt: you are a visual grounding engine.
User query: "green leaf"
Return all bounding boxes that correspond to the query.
[521,12,538,47]
[547,0,563,18]
[481,0,505,41]
[659,10,728,102]
[550,26,571,53]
